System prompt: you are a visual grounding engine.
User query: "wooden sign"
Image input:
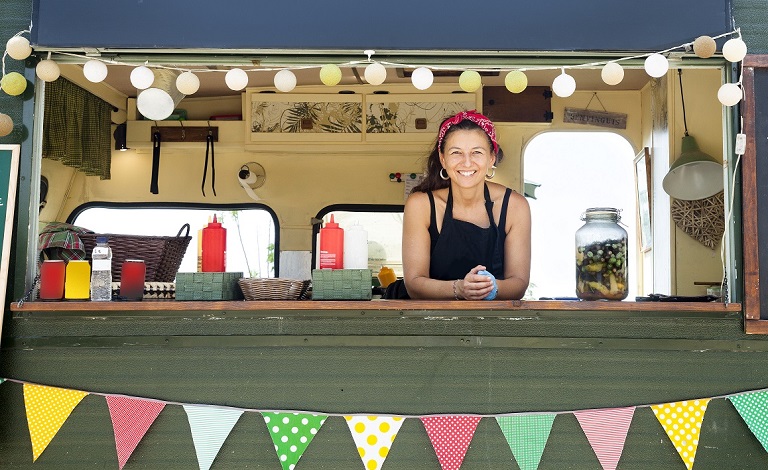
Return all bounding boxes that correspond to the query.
[563,107,627,129]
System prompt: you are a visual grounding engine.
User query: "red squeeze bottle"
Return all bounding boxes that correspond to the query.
[319,215,344,269]
[202,214,226,272]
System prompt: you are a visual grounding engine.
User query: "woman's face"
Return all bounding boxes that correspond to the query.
[439,128,496,187]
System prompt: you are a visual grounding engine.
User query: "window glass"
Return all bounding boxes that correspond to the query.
[320,210,404,277]
[524,132,637,300]
[72,207,276,277]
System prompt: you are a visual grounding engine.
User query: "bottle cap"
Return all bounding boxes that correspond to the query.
[209,214,222,227]
[96,236,108,244]
[325,214,339,228]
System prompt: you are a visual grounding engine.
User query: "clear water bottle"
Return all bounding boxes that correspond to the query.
[90,236,113,301]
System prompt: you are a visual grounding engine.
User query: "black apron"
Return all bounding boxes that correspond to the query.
[428,183,510,280]
[385,184,511,299]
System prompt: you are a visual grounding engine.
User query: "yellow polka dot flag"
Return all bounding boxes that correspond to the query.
[344,415,405,470]
[23,383,88,462]
[651,399,710,470]
[728,390,768,453]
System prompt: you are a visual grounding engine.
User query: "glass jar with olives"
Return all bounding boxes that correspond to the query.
[575,207,628,300]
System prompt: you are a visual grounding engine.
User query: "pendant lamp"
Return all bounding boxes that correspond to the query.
[662,70,723,201]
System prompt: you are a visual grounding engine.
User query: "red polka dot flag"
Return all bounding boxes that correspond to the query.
[420,415,482,470]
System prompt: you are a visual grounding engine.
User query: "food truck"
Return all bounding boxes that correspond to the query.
[1,0,768,468]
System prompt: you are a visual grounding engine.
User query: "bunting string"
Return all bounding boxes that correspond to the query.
[3,377,768,470]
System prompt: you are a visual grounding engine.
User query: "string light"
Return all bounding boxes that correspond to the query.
[224,68,248,91]
[552,69,576,98]
[0,26,748,127]
[319,64,342,86]
[274,69,297,92]
[0,113,13,136]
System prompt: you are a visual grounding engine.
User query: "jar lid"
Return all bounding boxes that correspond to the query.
[581,207,622,221]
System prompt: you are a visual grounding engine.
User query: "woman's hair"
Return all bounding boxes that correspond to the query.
[411,118,504,193]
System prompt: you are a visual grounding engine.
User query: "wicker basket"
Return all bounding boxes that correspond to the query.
[238,278,310,301]
[81,224,192,282]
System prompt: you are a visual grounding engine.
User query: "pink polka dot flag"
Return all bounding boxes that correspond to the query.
[574,406,636,470]
[420,415,482,470]
[23,383,88,462]
[106,395,166,470]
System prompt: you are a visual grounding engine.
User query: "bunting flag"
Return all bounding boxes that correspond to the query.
[0,377,5,385]
[574,407,636,470]
[345,415,405,470]
[183,404,244,470]
[106,395,166,470]
[729,390,768,452]
[263,411,327,470]
[23,383,88,462]
[421,415,482,470]
[495,414,556,470]
[651,399,710,470]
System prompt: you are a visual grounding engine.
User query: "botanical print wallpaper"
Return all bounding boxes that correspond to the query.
[250,100,362,134]
[366,101,472,133]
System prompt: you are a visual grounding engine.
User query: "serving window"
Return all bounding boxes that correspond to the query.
[67,203,279,278]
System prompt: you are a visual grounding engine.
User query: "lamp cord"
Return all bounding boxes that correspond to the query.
[678,69,689,136]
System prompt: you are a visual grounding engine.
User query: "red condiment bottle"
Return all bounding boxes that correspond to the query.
[319,214,344,269]
[202,214,226,272]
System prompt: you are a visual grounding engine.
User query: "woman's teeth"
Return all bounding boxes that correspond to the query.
[458,170,476,176]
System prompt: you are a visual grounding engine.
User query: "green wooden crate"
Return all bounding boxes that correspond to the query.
[311,269,372,300]
[175,272,244,300]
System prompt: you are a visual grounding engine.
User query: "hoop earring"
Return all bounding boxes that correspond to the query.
[440,168,450,180]
[485,166,496,179]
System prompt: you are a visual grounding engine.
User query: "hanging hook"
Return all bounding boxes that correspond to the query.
[179,120,185,140]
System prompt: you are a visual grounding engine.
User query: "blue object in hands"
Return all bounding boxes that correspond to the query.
[478,270,498,300]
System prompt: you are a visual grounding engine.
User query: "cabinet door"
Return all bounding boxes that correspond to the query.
[365,93,480,143]
[246,92,363,143]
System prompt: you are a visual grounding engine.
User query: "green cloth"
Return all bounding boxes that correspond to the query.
[729,391,768,452]
[496,414,556,470]
[263,412,326,470]
[42,77,112,180]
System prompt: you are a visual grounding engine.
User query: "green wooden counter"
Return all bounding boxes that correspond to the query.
[1,300,767,469]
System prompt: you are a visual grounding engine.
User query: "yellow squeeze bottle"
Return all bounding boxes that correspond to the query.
[64,260,91,299]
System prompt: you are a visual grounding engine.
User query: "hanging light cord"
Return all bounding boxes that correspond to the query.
[678,69,689,136]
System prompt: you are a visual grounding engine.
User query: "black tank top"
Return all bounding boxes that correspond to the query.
[427,184,512,280]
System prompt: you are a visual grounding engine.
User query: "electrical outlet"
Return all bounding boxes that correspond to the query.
[735,133,747,155]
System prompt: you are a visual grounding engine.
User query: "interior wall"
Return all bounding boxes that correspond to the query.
[668,69,725,296]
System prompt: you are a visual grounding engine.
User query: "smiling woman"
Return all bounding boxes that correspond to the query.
[400,110,531,300]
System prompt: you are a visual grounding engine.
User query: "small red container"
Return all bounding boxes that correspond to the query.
[120,260,146,300]
[319,215,344,269]
[202,215,226,272]
[39,260,65,300]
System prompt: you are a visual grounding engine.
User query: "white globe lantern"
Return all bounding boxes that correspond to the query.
[364,62,387,85]
[411,67,433,90]
[36,59,60,82]
[718,83,743,107]
[552,70,576,98]
[137,70,183,121]
[6,36,32,60]
[722,37,748,63]
[176,71,200,95]
[601,62,624,86]
[83,60,108,83]
[274,69,297,92]
[458,70,482,92]
[130,66,155,90]
[644,53,669,78]
[693,36,717,58]
[225,68,249,91]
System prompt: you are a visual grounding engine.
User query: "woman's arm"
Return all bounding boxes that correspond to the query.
[496,191,532,300]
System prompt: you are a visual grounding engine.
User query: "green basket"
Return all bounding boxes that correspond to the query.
[311,269,372,300]
[175,272,244,301]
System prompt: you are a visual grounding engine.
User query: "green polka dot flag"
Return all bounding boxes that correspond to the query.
[729,391,768,452]
[263,412,327,470]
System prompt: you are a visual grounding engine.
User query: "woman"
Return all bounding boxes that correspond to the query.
[401,110,531,300]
